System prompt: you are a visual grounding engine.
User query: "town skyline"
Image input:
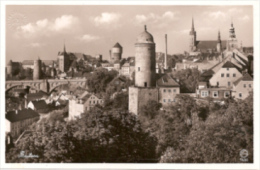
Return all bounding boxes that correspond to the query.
[6,5,253,64]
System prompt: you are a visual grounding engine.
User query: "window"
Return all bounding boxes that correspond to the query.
[173,89,176,93]
[201,91,208,97]
[138,67,140,71]
[163,99,166,103]
[168,99,171,102]
[168,89,171,92]
[244,84,246,88]
[224,91,230,98]
[93,101,95,104]
[173,98,176,102]
[239,93,242,98]
[226,73,229,77]
[217,82,219,86]
[228,82,231,86]
[89,101,91,104]
[144,82,147,87]
[163,89,166,93]
[249,84,252,88]
[221,73,224,77]
[227,68,229,71]
[233,73,236,77]
[213,91,218,98]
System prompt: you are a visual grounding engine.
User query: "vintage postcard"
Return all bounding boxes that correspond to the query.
[0,0,259,169]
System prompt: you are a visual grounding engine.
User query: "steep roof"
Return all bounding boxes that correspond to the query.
[196,40,227,51]
[222,61,237,68]
[6,108,39,123]
[157,74,180,87]
[31,100,48,110]
[113,42,122,48]
[233,73,253,86]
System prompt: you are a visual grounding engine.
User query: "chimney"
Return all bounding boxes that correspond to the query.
[165,34,168,70]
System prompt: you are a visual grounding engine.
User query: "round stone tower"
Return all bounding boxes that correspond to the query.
[7,60,13,77]
[111,42,123,63]
[33,58,42,80]
[135,25,156,87]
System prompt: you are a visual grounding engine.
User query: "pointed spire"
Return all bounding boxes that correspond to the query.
[63,41,66,53]
[144,25,147,31]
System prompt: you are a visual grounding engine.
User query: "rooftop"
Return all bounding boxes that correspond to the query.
[157,74,180,87]
[6,108,39,123]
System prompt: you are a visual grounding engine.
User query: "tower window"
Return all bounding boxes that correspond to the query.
[144,82,147,87]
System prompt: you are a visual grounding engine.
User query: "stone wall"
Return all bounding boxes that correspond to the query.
[129,86,159,115]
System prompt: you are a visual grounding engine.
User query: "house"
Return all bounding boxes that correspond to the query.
[5,108,40,138]
[157,75,180,105]
[232,73,253,100]
[68,94,104,121]
[209,61,243,88]
[196,87,232,100]
[28,100,49,113]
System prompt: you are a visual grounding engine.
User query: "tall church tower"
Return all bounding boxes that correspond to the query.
[58,43,70,72]
[227,21,238,51]
[216,30,222,52]
[189,17,197,52]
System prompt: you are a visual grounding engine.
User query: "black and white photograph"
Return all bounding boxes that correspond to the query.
[0,0,259,168]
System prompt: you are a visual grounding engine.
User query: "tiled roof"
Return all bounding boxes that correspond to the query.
[157,74,180,87]
[31,100,48,110]
[196,40,227,50]
[233,73,253,86]
[6,108,39,123]
[222,61,237,68]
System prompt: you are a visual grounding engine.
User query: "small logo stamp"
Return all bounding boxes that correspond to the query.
[240,149,248,162]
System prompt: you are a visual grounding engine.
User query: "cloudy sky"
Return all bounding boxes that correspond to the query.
[6,5,253,63]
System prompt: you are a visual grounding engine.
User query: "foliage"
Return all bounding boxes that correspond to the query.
[87,68,118,94]
[159,94,254,163]
[172,68,201,93]
[6,108,157,163]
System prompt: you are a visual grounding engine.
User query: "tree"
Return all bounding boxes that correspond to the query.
[172,68,201,93]
[159,94,253,163]
[87,68,118,93]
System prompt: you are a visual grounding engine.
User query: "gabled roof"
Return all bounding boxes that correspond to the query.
[6,108,39,123]
[31,100,48,110]
[222,61,237,68]
[157,74,180,87]
[233,73,253,86]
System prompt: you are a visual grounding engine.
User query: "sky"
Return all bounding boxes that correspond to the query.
[6,5,253,63]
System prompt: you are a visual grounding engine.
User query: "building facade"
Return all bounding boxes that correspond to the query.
[232,73,253,100]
